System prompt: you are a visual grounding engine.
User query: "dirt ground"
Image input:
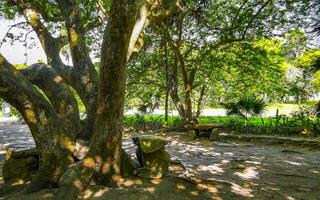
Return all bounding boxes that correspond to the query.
[0,123,320,199]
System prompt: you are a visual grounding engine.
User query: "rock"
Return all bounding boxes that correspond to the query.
[138,149,170,178]
[210,128,220,141]
[132,134,170,178]
[121,149,140,176]
[57,162,86,200]
[132,134,168,154]
[2,148,38,183]
[73,139,90,160]
[189,130,198,139]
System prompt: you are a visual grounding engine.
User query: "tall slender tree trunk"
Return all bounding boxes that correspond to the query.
[165,68,169,124]
[184,82,194,124]
[195,81,208,120]
[164,43,169,124]
[168,59,186,118]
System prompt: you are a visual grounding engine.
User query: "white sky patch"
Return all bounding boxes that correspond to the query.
[0,18,47,65]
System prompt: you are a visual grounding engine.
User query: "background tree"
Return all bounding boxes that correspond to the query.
[152,0,315,124]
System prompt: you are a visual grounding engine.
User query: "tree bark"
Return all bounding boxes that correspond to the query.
[84,0,144,185]
[164,44,169,124]
[56,0,99,139]
[56,2,146,194]
[195,79,208,120]
[13,0,74,84]
[168,59,186,118]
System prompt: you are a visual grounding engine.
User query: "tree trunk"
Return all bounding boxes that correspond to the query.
[164,43,169,124]
[0,54,76,191]
[195,81,207,120]
[184,82,194,124]
[57,2,143,194]
[57,0,99,139]
[165,65,169,124]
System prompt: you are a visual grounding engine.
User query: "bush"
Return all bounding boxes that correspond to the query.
[223,96,267,118]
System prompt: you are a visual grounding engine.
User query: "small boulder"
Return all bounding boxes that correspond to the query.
[138,149,170,178]
[210,128,220,141]
[132,134,170,178]
[2,148,38,183]
[73,139,90,160]
[121,149,140,177]
[132,135,168,154]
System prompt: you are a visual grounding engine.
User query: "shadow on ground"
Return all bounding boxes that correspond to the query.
[0,123,320,199]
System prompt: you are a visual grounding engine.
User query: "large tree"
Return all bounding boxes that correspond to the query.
[0,0,181,194]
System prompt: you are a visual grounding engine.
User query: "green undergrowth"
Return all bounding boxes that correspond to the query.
[124,114,320,137]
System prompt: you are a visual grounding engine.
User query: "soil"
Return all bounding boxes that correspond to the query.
[0,124,320,199]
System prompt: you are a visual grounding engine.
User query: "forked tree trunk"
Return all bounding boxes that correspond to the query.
[0,54,76,191]
[57,2,147,196]
[20,64,81,138]
[1,1,181,197]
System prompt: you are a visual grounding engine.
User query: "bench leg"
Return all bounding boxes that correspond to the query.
[189,130,198,139]
[210,128,220,141]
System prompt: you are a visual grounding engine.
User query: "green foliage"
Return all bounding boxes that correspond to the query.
[123,113,319,137]
[206,39,288,105]
[224,96,267,118]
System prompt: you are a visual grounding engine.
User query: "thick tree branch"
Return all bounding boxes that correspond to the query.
[22,0,64,22]
[20,64,80,139]
[12,0,74,86]
[242,0,273,38]
[127,0,183,61]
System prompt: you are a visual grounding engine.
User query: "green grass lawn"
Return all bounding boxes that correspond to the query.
[124,115,280,127]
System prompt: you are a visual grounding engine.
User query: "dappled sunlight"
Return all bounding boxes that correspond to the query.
[121,178,143,187]
[53,75,63,83]
[0,128,319,199]
[195,183,218,193]
[310,170,319,174]
[83,157,97,169]
[83,187,110,199]
[230,183,254,198]
[195,164,224,175]
[234,166,259,180]
[80,177,223,199]
[150,178,161,185]
[284,160,302,166]
[59,136,76,152]
[176,183,186,190]
[143,187,156,192]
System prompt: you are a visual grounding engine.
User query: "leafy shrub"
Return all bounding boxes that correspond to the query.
[224,96,267,118]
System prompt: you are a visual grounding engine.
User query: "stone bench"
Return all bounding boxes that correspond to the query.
[185,124,224,140]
